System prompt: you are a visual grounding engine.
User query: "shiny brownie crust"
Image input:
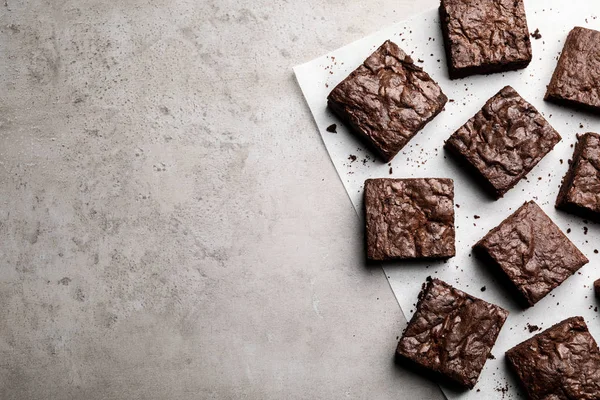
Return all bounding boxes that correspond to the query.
[545,27,600,113]
[439,0,532,79]
[364,178,455,261]
[444,86,561,199]
[328,40,447,162]
[474,201,588,307]
[397,278,508,389]
[556,132,600,222]
[506,317,600,400]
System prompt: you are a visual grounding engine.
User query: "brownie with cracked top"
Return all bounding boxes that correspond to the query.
[506,317,600,400]
[396,278,508,390]
[444,86,561,199]
[327,40,447,162]
[556,133,600,221]
[546,27,600,113]
[364,178,455,261]
[439,0,532,79]
[474,201,588,308]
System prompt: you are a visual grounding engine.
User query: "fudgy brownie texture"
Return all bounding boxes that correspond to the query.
[506,317,600,400]
[364,178,455,261]
[444,86,561,199]
[556,133,600,222]
[396,278,508,390]
[328,40,447,162]
[545,27,600,113]
[439,0,532,79]
[474,201,588,307]
[595,279,600,299]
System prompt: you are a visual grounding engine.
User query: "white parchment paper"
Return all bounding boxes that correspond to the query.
[295,1,600,398]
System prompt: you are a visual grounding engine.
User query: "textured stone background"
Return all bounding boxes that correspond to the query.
[0,0,443,398]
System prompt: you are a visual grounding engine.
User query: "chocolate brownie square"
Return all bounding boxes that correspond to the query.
[474,201,588,307]
[364,178,455,261]
[439,0,532,79]
[396,278,508,389]
[506,317,600,400]
[328,40,447,162]
[545,27,600,113]
[444,86,561,199]
[556,133,600,221]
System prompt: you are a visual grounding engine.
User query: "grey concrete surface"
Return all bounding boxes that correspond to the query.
[0,0,444,399]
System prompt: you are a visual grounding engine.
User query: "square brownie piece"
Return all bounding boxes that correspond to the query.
[556,133,600,221]
[396,278,508,389]
[474,201,588,307]
[444,86,561,199]
[506,317,600,400]
[328,40,447,162]
[364,178,455,261]
[439,0,532,79]
[545,27,600,113]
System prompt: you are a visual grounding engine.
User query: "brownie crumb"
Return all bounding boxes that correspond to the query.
[481,286,486,292]
[595,249,599,254]
[495,382,509,398]
[526,323,541,333]
[348,155,357,163]
[389,167,393,175]
[584,226,589,235]
[474,215,480,219]
[531,28,542,39]
[580,123,584,129]
[567,228,572,234]
[449,99,455,102]
[487,353,495,359]
[326,124,337,133]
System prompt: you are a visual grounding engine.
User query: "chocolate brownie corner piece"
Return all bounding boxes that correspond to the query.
[545,27,600,113]
[396,278,508,389]
[364,178,455,261]
[474,201,588,307]
[327,40,447,162]
[556,133,600,222]
[506,317,600,400]
[444,86,561,199]
[439,0,532,79]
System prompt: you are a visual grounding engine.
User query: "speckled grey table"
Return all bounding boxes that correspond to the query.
[0,1,444,398]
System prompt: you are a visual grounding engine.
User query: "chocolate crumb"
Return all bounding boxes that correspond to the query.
[326,124,337,133]
[526,323,541,333]
[584,226,589,235]
[531,28,542,39]
[348,155,357,163]
[389,167,393,175]
[474,215,480,219]
[481,286,486,292]
[487,353,495,359]
[567,228,572,234]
